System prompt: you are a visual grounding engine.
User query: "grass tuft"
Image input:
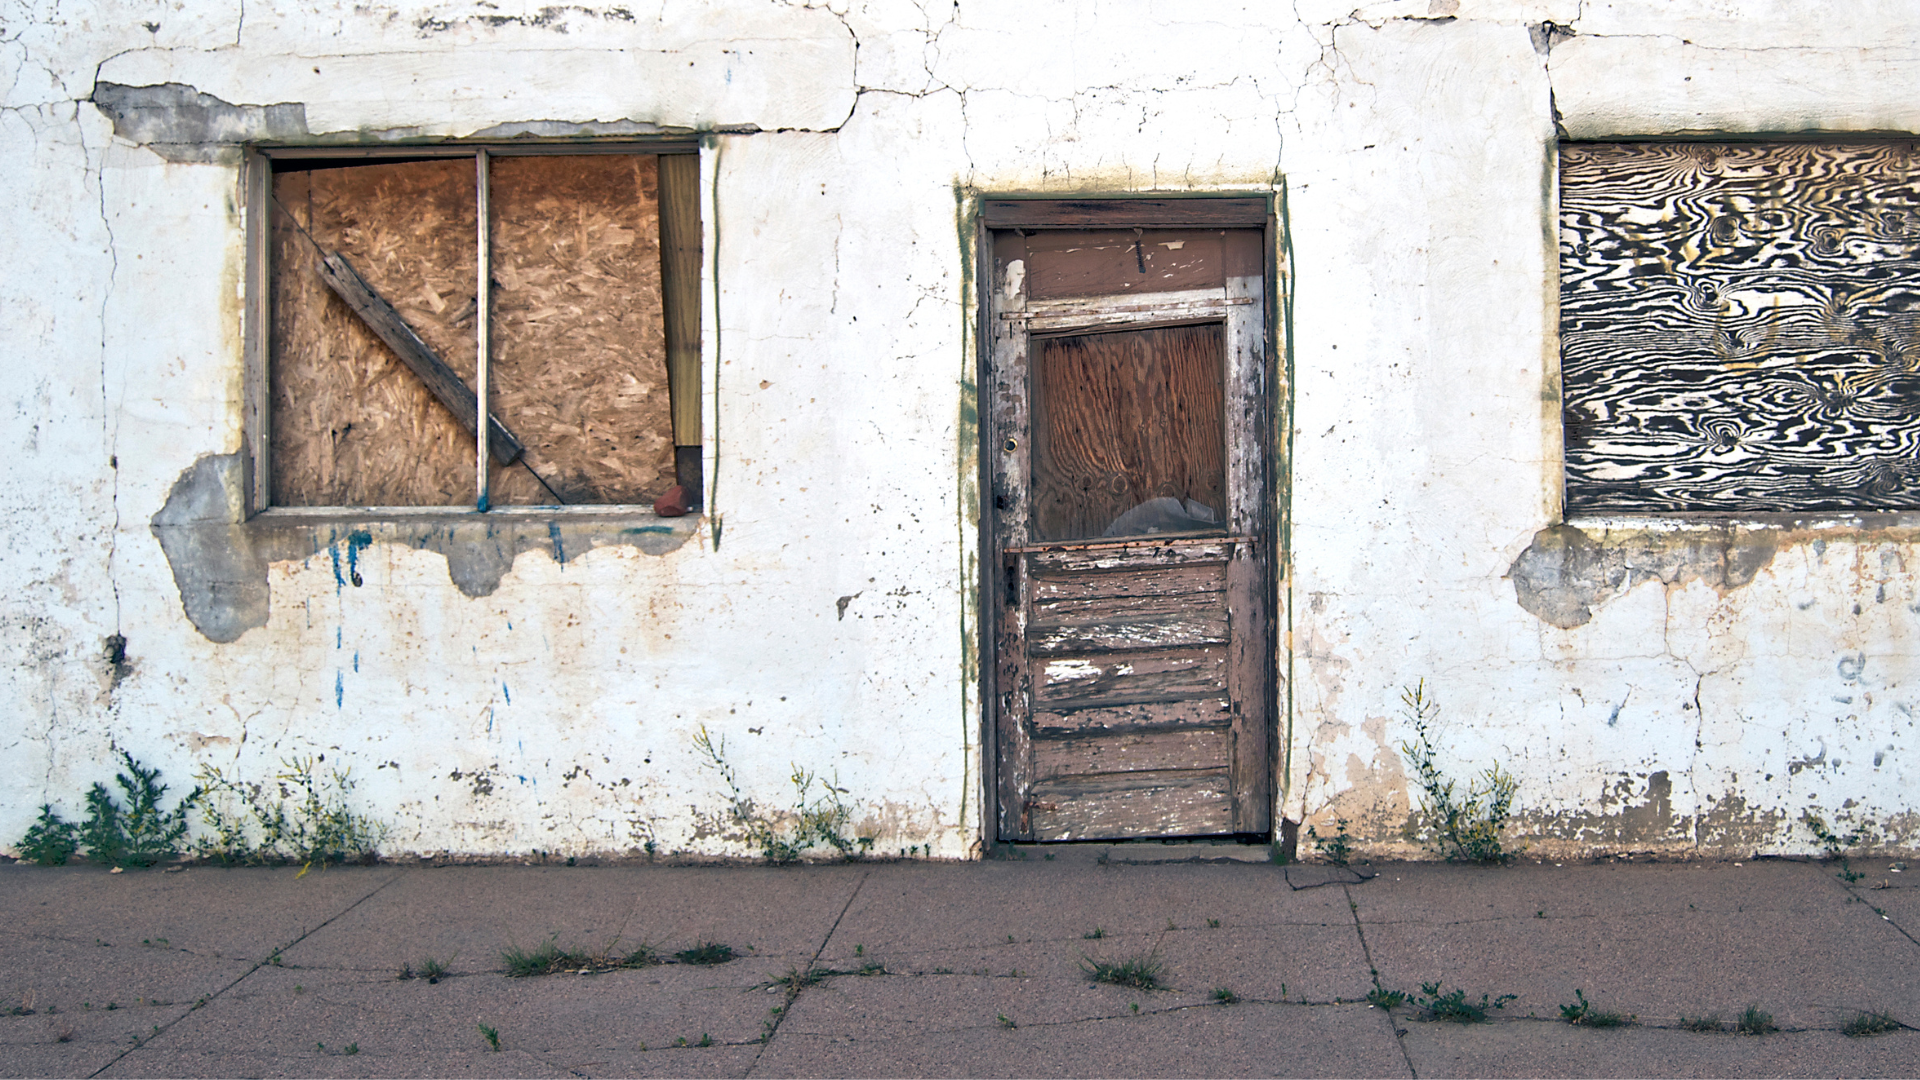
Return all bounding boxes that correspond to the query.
[1559,989,1632,1027]
[1080,951,1164,991]
[1843,1011,1902,1038]
[1736,1005,1777,1036]
[674,942,735,966]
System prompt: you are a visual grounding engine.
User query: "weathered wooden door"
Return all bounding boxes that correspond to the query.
[987,218,1273,842]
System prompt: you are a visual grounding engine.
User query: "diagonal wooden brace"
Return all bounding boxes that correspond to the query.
[317,251,525,467]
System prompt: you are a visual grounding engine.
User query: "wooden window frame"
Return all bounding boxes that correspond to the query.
[240,140,704,518]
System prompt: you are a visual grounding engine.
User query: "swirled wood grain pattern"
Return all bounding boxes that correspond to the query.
[1561,141,1920,512]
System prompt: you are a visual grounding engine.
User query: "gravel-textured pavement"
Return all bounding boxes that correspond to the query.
[2,845,1916,1078]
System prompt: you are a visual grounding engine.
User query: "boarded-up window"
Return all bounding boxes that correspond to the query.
[262,148,700,509]
[1560,141,1920,513]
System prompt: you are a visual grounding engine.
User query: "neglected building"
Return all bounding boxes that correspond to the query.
[4,0,1919,862]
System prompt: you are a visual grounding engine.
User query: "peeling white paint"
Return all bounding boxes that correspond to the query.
[3,0,1918,862]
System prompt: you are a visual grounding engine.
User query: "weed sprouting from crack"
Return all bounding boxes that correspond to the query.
[1804,810,1873,884]
[398,955,453,983]
[1559,989,1632,1027]
[1843,1010,1903,1037]
[673,942,735,966]
[500,937,656,977]
[477,1022,500,1051]
[692,726,875,864]
[1736,1005,1777,1036]
[1308,818,1355,866]
[1398,981,1515,1023]
[1080,950,1164,992]
[1678,1012,1725,1033]
[1212,986,1240,1005]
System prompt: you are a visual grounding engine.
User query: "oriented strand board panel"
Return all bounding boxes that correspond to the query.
[488,154,674,505]
[270,160,479,506]
[1561,141,1920,513]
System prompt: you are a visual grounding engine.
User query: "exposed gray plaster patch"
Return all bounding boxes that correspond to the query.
[151,453,698,643]
[470,118,693,139]
[1509,523,1778,628]
[90,82,307,162]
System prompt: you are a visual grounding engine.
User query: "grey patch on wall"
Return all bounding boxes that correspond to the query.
[1508,524,1777,628]
[91,83,308,163]
[151,453,697,643]
[470,118,693,140]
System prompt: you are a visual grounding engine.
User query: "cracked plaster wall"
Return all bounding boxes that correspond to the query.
[4,0,1920,861]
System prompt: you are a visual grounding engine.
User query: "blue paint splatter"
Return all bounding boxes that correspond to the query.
[345,530,372,587]
[486,707,494,733]
[622,525,674,535]
[329,543,344,592]
[336,627,342,649]
[507,620,513,631]
[549,522,566,566]
[335,671,344,708]
[502,682,511,705]
[353,652,360,673]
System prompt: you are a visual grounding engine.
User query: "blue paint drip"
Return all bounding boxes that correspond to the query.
[549,522,566,566]
[335,671,344,708]
[345,530,372,587]
[502,682,511,705]
[329,542,344,592]
[486,707,494,733]
[336,627,342,649]
[353,651,360,673]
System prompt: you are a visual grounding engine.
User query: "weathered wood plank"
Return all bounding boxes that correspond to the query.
[1028,591,1229,654]
[1032,726,1231,781]
[317,251,525,466]
[1028,769,1233,840]
[1032,697,1233,735]
[1223,271,1272,834]
[659,152,703,450]
[1033,646,1228,708]
[1020,232,1261,300]
[1561,140,1920,512]
[991,232,1035,841]
[1030,563,1226,602]
[1028,543,1233,574]
[982,198,1268,229]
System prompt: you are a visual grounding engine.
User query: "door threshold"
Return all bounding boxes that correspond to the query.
[993,836,1274,864]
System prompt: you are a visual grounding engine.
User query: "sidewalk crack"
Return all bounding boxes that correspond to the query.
[1345,883,1419,1079]
[744,867,869,1074]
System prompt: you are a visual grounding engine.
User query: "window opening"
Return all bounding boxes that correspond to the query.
[259,147,698,511]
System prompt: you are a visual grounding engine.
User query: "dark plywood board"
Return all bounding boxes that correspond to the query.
[1032,324,1226,540]
[1031,646,1229,708]
[269,160,478,506]
[1032,726,1230,781]
[488,154,674,505]
[1023,229,1263,300]
[1561,141,1920,512]
[982,197,1268,229]
[1029,769,1233,840]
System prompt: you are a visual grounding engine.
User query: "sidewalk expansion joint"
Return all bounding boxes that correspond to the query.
[743,867,869,1076]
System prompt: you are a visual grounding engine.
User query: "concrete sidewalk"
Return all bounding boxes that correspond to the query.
[2,848,1917,1078]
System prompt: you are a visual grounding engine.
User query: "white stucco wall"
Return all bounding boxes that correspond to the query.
[4,0,1918,861]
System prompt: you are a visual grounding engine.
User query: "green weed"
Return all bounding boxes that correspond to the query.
[1082,927,1106,940]
[477,1022,500,1051]
[1308,818,1355,866]
[692,727,873,864]
[997,1013,1016,1029]
[673,942,735,966]
[1559,989,1631,1027]
[78,752,194,868]
[1398,682,1520,863]
[191,757,385,872]
[1678,1012,1724,1032]
[1736,1005,1777,1035]
[1212,987,1240,1005]
[1804,811,1872,883]
[1843,1011,1902,1037]
[16,805,79,865]
[1080,951,1164,991]
[1413,981,1516,1023]
[501,938,654,977]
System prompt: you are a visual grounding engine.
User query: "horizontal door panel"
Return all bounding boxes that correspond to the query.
[1032,697,1233,736]
[1033,647,1228,708]
[1028,544,1234,574]
[1029,769,1233,841]
[1032,726,1231,782]
[1029,589,1229,654]
[1031,563,1226,602]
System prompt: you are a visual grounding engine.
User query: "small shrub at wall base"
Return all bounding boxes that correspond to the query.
[78,752,193,868]
[693,726,875,864]
[1397,681,1521,864]
[17,806,79,866]
[192,757,385,871]
[1308,818,1355,866]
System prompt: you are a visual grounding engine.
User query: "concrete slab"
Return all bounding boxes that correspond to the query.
[776,969,1216,1033]
[0,864,399,962]
[549,1044,763,1078]
[95,1047,575,1078]
[278,865,866,976]
[0,1001,197,1080]
[147,964,782,1057]
[0,932,253,1018]
[1397,1018,1920,1078]
[1353,859,1846,922]
[756,1001,1413,1078]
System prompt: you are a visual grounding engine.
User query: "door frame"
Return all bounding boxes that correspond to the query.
[972,194,1288,846]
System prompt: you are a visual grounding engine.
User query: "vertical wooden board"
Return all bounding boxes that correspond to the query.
[1028,770,1233,840]
[1031,324,1226,540]
[488,154,674,505]
[659,153,703,449]
[1223,272,1271,833]
[269,160,478,506]
[992,235,1034,841]
[1560,141,1920,512]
